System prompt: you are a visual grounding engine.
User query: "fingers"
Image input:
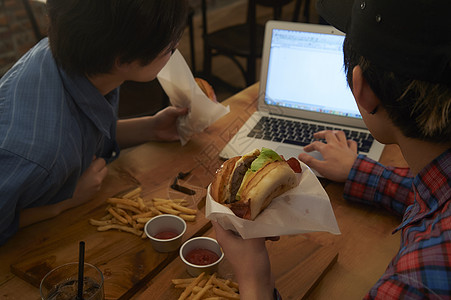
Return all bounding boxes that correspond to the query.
[347,139,358,152]
[298,151,327,174]
[175,106,189,116]
[91,157,107,171]
[266,236,280,242]
[312,130,347,143]
[85,158,108,187]
[303,140,326,153]
[299,130,359,181]
[212,221,236,240]
[211,221,240,250]
[168,106,189,117]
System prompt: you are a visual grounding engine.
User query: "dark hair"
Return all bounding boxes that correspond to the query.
[46,0,188,76]
[343,35,451,143]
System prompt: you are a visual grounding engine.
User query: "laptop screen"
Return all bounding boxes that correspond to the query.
[264,28,361,119]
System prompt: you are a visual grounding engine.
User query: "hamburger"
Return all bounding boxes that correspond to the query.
[210,148,301,220]
[195,77,217,102]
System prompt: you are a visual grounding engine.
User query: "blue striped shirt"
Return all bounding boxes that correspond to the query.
[0,38,119,245]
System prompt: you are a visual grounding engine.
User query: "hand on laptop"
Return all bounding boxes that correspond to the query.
[298,130,358,182]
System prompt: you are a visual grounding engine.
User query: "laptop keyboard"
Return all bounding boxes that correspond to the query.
[247,116,374,153]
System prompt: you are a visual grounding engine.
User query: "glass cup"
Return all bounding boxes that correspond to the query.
[40,262,104,300]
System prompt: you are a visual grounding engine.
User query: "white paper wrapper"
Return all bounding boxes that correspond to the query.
[205,161,341,239]
[157,50,230,145]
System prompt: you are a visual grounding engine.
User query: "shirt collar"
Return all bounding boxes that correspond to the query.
[394,148,451,232]
[59,67,118,139]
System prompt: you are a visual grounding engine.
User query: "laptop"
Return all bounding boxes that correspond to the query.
[219,21,384,174]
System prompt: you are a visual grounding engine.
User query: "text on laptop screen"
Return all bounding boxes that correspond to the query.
[265,29,361,119]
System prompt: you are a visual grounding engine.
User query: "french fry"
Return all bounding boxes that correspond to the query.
[91,189,199,239]
[191,286,203,293]
[179,214,196,222]
[212,288,240,299]
[132,210,155,220]
[100,213,113,221]
[172,273,239,300]
[89,218,115,226]
[170,203,197,215]
[136,196,147,211]
[116,203,142,215]
[172,278,194,285]
[155,205,180,215]
[193,284,212,300]
[121,186,142,199]
[107,197,141,208]
[212,278,237,295]
[223,280,238,293]
[227,280,239,290]
[107,207,128,224]
[178,272,205,300]
[96,224,142,236]
[152,198,174,203]
[115,207,133,224]
[174,284,190,289]
[136,217,152,224]
[198,279,208,288]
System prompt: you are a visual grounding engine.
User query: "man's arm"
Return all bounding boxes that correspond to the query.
[212,221,275,300]
[0,150,49,244]
[298,130,414,216]
[344,155,414,216]
[365,204,451,299]
[19,157,108,228]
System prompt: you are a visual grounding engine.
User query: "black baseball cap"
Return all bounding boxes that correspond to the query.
[316,0,451,84]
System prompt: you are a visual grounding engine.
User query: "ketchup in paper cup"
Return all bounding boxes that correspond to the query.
[180,237,224,277]
[186,249,219,265]
[145,215,186,252]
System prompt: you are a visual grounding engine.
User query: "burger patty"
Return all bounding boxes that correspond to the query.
[227,156,257,204]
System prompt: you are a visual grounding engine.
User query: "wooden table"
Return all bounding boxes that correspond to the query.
[0,83,407,299]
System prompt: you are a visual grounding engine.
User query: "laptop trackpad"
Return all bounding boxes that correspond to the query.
[276,145,323,161]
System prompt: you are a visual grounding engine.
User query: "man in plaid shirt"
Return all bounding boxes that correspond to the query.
[212,0,451,299]
[340,153,450,298]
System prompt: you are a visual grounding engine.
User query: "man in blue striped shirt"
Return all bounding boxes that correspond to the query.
[0,0,189,245]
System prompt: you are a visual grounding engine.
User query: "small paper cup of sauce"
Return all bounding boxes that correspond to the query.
[144,215,186,252]
[179,237,224,277]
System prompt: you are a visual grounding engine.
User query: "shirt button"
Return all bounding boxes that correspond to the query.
[112,151,117,157]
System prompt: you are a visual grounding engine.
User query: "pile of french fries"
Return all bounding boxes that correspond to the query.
[89,187,197,238]
[173,272,240,300]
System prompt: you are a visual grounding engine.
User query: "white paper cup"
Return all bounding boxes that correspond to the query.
[144,215,186,252]
[179,237,224,277]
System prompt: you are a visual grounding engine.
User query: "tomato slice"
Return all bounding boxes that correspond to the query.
[286,157,302,173]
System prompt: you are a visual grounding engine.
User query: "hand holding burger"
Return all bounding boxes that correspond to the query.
[211,148,302,220]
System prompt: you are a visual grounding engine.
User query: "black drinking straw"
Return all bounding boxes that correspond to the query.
[77,241,85,300]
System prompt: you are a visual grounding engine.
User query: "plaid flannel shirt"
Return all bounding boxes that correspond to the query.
[344,150,451,299]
